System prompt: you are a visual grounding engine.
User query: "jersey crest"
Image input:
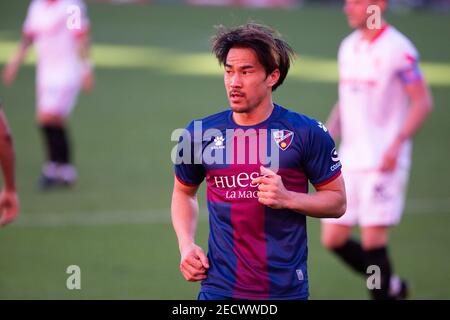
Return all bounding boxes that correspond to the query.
[273,130,294,151]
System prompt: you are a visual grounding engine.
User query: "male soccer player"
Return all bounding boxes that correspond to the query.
[171,23,346,300]
[3,0,93,189]
[0,100,19,226]
[321,0,433,300]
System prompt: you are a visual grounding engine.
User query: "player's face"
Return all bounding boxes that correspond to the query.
[344,0,375,29]
[224,47,277,114]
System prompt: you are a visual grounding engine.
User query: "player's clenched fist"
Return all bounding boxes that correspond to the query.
[0,189,19,226]
[252,166,292,210]
[180,243,209,282]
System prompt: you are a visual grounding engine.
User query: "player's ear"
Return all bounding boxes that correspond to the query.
[267,69,280,88]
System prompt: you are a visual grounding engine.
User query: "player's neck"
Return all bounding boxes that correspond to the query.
[360,21,388,42]
[232,101,274,126]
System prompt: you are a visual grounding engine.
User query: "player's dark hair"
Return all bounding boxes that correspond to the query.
[211,23,295,91]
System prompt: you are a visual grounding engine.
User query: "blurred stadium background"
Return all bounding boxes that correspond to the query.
[0,0,449,299]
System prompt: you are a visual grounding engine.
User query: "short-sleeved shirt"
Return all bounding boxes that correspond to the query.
[175,104,342,299]
[338,25,422,171]
[23,0,90,87]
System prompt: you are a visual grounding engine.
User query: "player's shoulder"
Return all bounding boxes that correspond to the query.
[280,107,313,126]
[24,0,43,22]
[185,109,231,132]
[277,107,333,156]
[61,0,83,4]
[56,0,87,10]
[341,30,360,45]
[339,30,360,51]
[28,0,42,11]
[338,30,360,59]
[277,106,327,137]
[384,26,418,53]
[386,26,413,43]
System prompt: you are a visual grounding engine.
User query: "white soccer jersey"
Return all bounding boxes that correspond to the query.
[23,0,90,87]
[338,25,421,171]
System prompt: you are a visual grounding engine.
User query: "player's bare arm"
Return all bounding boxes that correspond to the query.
[0,107,19,226]
[325,102,341,141]
[253,166,346,218]
[2,35,33,86]
[0,109,16,192]
[380,79,433,172]
[171,177,209,282]
[77,31,95,92]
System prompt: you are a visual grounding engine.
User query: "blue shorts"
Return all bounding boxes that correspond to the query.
[197,291,234,300]
[198,291,308,300]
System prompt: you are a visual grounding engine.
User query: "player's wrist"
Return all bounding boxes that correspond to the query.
[179,239,195,255]
[284,191,297,211]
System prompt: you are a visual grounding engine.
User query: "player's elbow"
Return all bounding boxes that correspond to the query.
[336,201,347,218]
[330,197,346,218]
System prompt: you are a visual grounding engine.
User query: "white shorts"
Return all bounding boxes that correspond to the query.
[322,167,410,227]
[37,84,80,118]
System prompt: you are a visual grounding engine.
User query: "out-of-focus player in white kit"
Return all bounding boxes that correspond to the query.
[321,0,433,299]
[3,0,94,189]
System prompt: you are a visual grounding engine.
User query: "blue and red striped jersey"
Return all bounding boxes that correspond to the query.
[175,104,342,299]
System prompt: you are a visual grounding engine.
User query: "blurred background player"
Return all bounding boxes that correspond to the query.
[0,100,19,226]
[321,0,433,299]
[2,0,94,189]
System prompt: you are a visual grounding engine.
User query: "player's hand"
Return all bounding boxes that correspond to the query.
[252,166,291,210]
[2,61,19,87]
[179,242,209,282]
[380,139,402,172]
[81,67,94,93]
[0,188,20,226]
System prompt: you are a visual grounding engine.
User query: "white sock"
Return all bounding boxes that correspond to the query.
[389,275,402,296]
[42,162,59,178]
[58,164,77,182]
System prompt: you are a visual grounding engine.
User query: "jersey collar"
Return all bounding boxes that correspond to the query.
[369,24,389,44]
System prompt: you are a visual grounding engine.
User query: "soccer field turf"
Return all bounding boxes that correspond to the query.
[0,1,449,299]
